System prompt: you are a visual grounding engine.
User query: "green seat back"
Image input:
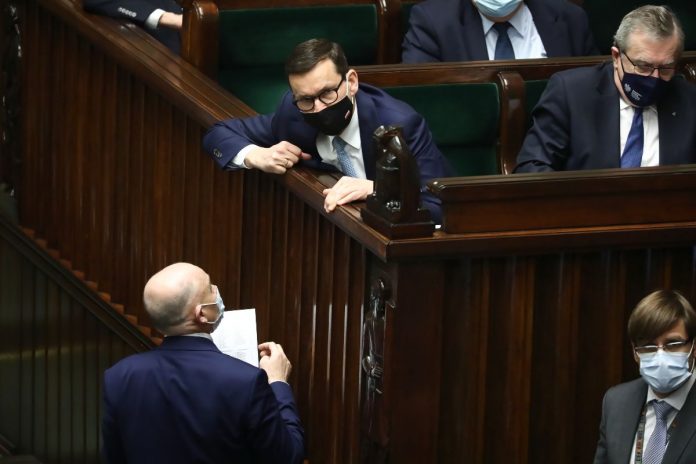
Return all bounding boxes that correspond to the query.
[383,83,500,176]
[217,6,379,114]
[582,1,696,54]
[524,79,549,128]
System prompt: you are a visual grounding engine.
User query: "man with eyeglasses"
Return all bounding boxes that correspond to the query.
[593,289,696,464]
[515,5,696,173]
[101,262,304,464]
[203,38,451,221]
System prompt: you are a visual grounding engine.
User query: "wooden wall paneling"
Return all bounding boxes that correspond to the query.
[49,18,66,260]
[305,218,336,463]
[0,239,22,446]
[112,69,133,310]
[58,291,73,464]
[18,258,35,454]
[383,260,445,463]
[83,311,101,463]
[484,257,535,463]
[268,185,290,341]
[181,120,203,299]
[152,97,174,274]
[69,291,86,462]
[126,79,146,321]
[32,266,47,459]
[438,258,490,463]
[528,253,581,463]
[282,194,306,374]
[45,279,60,461]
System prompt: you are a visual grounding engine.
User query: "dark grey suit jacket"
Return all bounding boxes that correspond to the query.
[402,0,598,63]
[594,377,696,464]
[515,62,696,172]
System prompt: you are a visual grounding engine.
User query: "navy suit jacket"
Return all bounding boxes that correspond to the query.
[594,377,696,464]
[82,0,181,54]
[515,62,696,172]
[102,336,304,464]
[402,0,598,63]
[203,83,451,221]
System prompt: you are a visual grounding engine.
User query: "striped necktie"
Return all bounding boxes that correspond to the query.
[621,107,643,168]
[332,136,357,177]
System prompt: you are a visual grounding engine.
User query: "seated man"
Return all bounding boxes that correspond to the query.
[82,0,182,54]
[593,289,696,464]
[101,262,305,464]
[402,0,598,63]
[203,38,451,222]
[516,5,696,173]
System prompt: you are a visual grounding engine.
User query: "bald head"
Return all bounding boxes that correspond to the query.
[143,262,209,334]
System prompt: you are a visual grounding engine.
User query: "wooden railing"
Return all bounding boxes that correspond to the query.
[0,214,153,464]
[6,1,696,463]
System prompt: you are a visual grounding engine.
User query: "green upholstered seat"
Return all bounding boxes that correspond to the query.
[217,6,379,114]
[524,79,548,128]
[383,83,500,176]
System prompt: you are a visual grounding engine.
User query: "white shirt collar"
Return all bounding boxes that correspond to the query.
[180,332,213,341]
[619,97,656,113]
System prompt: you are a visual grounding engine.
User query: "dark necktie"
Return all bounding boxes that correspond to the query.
[493,22,515,60]
[621,107,643,168]
[332,136,357,177]
[642,400,673,464]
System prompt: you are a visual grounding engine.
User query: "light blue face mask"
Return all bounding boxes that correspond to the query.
[475,0,523,19]
[638,342,694,394]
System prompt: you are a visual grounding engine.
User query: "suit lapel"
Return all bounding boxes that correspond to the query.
[461,0,489,61]
[357,87,378,180]
[527,0,565,57]
[593,63,622,168]
[615,381,648,463]
[662,382,696,464]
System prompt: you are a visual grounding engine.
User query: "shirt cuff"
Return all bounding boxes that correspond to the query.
[145,9,165,30]
[232,144,259,169]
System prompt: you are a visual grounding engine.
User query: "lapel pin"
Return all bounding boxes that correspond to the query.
[672,112,677,116]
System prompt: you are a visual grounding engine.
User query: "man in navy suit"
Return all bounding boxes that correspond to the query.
[203,38,451,222]
[101,262,304,464]
[516,5,696,173]
[83,0,182,53]
[594,290,696,464]
[402,0,598,63]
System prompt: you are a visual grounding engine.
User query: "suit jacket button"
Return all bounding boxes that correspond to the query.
[213,148,222,158]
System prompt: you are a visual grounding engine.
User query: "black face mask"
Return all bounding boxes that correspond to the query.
[301,94,355,136]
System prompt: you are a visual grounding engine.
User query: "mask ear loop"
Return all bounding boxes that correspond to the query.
[688,340,696,373]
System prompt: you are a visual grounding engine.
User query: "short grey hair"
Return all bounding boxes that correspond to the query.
[613,5,684,56]
[144,280,196,332]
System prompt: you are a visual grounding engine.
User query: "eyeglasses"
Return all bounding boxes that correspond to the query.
[621,51,677,78]
[292,76,345,112]
[634,339,692,355]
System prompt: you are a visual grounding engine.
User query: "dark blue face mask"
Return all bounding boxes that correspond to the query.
[619,54,668,107]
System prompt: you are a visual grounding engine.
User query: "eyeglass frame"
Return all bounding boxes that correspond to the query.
[292,75,346,112]
[619,49,677,78]
[633,338,693,355]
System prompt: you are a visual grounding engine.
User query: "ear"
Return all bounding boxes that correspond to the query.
[611,46,621,70]
[632,344,640,364]
[347,69,359,97]
[194,305,209,324]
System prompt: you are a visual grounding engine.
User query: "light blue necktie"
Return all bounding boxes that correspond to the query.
[621,107,643,168]
[332,136,357,177]
[643,400,673,464]
[493,22,515,60]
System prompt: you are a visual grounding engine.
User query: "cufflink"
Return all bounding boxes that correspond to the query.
[213,148,222,159]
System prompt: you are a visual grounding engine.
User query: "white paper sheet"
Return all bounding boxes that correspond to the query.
[211,308,259,367]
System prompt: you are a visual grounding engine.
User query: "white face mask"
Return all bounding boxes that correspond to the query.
[200,286,225,331]
[638,341,694,394]
[474,0,523,19]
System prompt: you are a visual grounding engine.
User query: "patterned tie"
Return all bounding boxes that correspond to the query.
[643,400,673,464]
[621,107,643,168]
[493,22,515,60]
[332,136,357,177]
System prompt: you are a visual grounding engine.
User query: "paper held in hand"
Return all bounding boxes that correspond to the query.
[211,308,259,367]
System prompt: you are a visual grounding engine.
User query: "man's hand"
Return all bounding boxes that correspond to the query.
[158,12,182,29]
[244,142,311,174]
[258,341,292,383]
[322,177,373,213]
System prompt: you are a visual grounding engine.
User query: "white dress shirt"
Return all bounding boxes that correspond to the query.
[480,4,547,60]
[619,99,660,167]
